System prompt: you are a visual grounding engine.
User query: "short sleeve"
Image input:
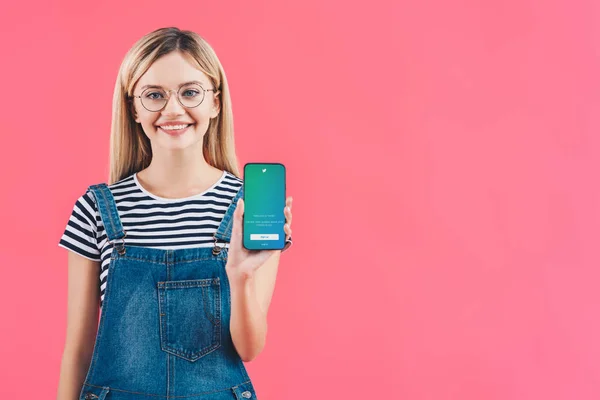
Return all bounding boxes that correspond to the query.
[58,190,101,261]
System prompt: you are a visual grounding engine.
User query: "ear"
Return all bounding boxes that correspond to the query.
[211,91,221,119]
[129,98,140,123]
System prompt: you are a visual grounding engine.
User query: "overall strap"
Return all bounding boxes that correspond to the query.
[212,186,244,255]
[88,183,126,253]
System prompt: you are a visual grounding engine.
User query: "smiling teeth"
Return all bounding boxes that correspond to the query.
[160,124,189,130]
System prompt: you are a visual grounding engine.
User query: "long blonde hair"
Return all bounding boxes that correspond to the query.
[108,27,240,184]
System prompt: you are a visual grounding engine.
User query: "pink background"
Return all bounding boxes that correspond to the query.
[1,0,600,399]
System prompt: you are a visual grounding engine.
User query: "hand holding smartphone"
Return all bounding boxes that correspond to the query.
[242,163,287,251]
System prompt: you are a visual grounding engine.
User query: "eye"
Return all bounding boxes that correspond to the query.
[145,91,164,99]
[182,89,200,98]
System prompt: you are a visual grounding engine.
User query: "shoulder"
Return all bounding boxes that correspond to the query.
[85,173,137,203]
[220,170,243,193]
[222,170,243,184]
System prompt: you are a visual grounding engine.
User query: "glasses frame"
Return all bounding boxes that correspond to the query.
[130,83,220,112]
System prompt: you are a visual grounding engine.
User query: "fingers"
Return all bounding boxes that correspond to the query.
[284,198,292,240]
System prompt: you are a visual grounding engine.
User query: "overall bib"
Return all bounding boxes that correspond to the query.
[79,183,257,400]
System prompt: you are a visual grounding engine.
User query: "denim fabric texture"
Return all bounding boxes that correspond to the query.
[79,183,258,400]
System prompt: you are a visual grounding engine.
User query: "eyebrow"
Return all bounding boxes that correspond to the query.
[140,80,206,90]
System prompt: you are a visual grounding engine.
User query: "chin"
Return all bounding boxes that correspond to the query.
[157,135,206,151]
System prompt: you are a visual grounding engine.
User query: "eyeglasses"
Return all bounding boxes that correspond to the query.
[131,82,219,112]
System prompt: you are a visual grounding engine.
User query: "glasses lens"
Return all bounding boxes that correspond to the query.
[178,83,204,108]
[140,84,205,111]
[141,88,167,112]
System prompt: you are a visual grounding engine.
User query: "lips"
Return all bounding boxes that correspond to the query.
[157,124,194,135]
[159,124,191,128]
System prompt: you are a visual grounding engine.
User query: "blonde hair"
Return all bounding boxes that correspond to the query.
[108,27,240,184]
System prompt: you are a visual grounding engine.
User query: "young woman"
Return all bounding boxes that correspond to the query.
[56,27,293,400]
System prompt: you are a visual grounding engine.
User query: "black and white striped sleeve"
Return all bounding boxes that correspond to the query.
[58,190,101,261]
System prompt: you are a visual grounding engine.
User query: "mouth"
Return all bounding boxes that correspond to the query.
[157,124,194,135]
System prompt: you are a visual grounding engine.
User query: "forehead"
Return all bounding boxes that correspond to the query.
[135,52,211,90]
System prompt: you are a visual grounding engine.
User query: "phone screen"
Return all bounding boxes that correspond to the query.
[242,163,286,250]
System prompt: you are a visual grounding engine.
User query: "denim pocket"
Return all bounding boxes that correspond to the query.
[157,278,221,362]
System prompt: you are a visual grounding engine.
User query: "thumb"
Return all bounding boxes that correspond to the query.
[236,198,244,219]
[232,198,243,241]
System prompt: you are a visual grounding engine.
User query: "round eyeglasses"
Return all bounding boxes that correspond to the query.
[131,83,219,112]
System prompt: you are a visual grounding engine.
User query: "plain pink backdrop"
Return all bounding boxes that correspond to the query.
[1,0,600,399]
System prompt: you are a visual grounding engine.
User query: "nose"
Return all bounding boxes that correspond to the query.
[162,90,185,115]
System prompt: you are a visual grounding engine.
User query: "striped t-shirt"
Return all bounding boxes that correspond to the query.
[58,170,243,309]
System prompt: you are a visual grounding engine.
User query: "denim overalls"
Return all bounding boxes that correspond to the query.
[79,183,258,400]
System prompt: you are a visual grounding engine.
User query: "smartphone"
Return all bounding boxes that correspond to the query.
[242,162,286,250]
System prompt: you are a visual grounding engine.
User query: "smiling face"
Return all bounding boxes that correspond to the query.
[131,51,220,151]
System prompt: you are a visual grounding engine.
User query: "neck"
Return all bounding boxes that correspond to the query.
[137,148,222,198]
